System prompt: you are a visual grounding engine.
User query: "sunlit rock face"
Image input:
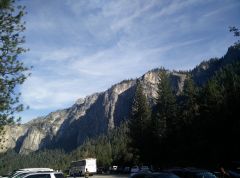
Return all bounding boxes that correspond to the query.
[1,69,186,154]
[2,46,239,154]
[0,125,28,153]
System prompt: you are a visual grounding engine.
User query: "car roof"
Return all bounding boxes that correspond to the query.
[21,172,62,178]
[18,168,54,172]
[25,172,61,174]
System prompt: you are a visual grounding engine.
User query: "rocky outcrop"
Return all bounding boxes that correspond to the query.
[2,46,239,154]
[1,125,28,152]
[19,127,46,154]
[0,69,186,154]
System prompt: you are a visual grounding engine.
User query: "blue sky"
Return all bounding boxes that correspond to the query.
[17,0,240,123]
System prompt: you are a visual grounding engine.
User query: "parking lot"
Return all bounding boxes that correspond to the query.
[68,175,128,178]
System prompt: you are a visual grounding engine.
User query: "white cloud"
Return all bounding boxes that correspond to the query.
[202,2,239,18]
[21,76,83,110]
[37,48,84,62]
[17,0,239,122]
[108,0,159,32]
[150,0,200,19]
[20,30,215,112]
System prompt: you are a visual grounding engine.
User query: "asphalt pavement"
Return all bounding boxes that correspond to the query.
[68,175,128,178]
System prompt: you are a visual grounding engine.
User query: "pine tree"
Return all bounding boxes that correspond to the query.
[154,69,178,137]
[175,76,200,161]
[128,80,151,164]
[0,0,29,148]
[229,26,240,46]
[110,122,133,166]
[180,76,199,126]
[151,69,178,164]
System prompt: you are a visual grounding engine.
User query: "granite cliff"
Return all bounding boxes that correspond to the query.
[1,69,186,154]
[2,45,239,154]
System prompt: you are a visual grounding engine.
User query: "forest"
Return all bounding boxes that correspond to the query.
[1,0,240,175]
[0,37,240,174]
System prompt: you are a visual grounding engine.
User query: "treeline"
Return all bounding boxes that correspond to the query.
[1,33,240,175]
[1,57,239,174]
[0,123,132,175]
[128,60,240,168]
[0,149,68,175]
[127,35,240,167]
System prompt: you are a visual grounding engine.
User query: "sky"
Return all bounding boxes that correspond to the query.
[16,0,240,123]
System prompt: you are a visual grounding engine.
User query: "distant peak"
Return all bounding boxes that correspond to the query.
[75,98,85,105]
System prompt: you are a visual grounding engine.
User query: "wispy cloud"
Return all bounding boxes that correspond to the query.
[202,2,240,18]
[21,76,81,110]
[108,0,159,32]
[18,0,240,122]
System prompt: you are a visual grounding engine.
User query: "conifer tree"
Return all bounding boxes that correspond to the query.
[154,69,178,136]
[229,26,240,46]
[180,76,199,126]
[151,69,178,163]
[0,0,29,147]
[128,80,151,164]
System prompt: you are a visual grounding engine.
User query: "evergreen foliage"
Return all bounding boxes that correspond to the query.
[0,149,68,175]
[229,26,240,46]
[151,69,180,165]
[0,27,240,174]
[180,76,200,126]
[155,69,178,136]
[0,45,240,173]
[0,0,29,148]
[128,80,151,164]
[0,122,132,175]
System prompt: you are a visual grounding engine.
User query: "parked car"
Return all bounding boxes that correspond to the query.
[97,167,107,174]
[0,175,9,178]
[130,172,180,178]
[184,169,217,178]
[152,172,181,178]
[19,172,64,178]
[228,170,240,178]
[9,168,55,178]
[10,172,32,178]
[17,169,54,172]
[141,166,150,172]
[131,166,140,174]
[130,171,152,178]
[109,165,118,174]
[123,167,131,174]
[163,168,187,177]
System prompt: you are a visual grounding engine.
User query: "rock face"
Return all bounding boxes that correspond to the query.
[1,125,28,153]
[2,46,239,154]
[0,69,187,154]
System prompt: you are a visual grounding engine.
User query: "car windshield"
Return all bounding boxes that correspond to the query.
[9,172,24,178]
[15,173,31,178]
[9,172,18,178]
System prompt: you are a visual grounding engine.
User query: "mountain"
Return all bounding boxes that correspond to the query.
[0,70,186,154]
[1,45,240,154]
[191,45,240,86]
